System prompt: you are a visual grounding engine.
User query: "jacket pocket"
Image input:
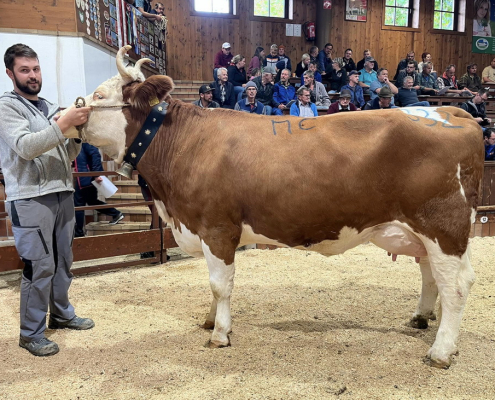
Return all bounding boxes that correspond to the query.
[11,226,51,261]
[33,157,47,187]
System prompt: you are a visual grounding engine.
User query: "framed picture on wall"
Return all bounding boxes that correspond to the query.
[345,0,367,22]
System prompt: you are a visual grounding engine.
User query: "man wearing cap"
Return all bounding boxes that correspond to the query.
[356,49,379,72]
[251,66,282,115]
[369,68,398,105]
[211,68,236,109]
[340,70,365,109]
[394,51,418,80]
[290,86,318,117]
[366,86,397,110]
[358,56,378,94]
[193,85,220,109]
[274,68,296,109]
[278,45,292,71]
[234,81,266,114]
[213,42,233,80]
[327,90,358,114]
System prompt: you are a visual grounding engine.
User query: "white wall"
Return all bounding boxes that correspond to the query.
[0,33,118,107]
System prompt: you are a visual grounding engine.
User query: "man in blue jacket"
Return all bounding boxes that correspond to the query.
[290,86,318,117]
[234,81,266,114]
[274,69,296,110]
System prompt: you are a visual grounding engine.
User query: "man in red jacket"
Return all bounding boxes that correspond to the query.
[213,42,233,80]
[327,89,358,114]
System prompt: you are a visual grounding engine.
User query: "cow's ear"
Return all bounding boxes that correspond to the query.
[126,75,174,113]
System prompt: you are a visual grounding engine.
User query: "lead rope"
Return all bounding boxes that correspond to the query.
[74,96,86,141]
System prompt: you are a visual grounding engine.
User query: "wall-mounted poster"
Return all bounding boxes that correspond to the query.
[473,0,495,53]
[345,0,367,22]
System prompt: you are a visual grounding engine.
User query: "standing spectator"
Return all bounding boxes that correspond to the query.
[302,71,330,107]
[213,42,233,80]
[309,46,319,65]
[359,57,378,94]
[459,64,482,93]
[74,144,124,238]
[274,68,296,110]
[342,48,356,73]
[327,59,348,93]
[438,64,474,96]
[474,0,491,37]
[252,66,282,115]
[151,2,164,15]
[0,43,93,357]
[418,62,439,95]
[356,49,379,72]
[264,44,280,71]
[460,88,491,128]
[302,61,322,85]
[211,68,236,109]
[394,51,418,80]
[227,54,247,101]
[318,43,334,75]
[417,52,436,77]
[192,84,220,109]
[366,86,397,110]
[397,76,431,107]
[395,61,421,89]
[482,57,495,83]
[484,129,495,160]
[295,53,311,77]
[136,0,162,21]
[369,68,398,105]
[341,70,365,109]
[277,45,292,71]
[247,47,264,77]
[234,81,266,114]
[290,86,318,117]
[327,90,358,114]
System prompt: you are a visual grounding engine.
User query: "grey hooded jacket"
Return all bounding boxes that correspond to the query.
[0,91,82,201]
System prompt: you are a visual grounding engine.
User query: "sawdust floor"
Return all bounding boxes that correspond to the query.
[1,237,494,400]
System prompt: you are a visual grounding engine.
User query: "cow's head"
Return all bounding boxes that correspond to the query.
[63,46,174,163]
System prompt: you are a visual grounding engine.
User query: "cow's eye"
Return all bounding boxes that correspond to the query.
[93,92,104,100]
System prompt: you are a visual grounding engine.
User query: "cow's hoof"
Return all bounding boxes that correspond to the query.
[205,338,231,349]
[423,355,451,369]
[409,316,429,329]
[201,320,215,330]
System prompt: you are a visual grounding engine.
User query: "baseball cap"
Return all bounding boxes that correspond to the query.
[348,70,361,76]
[339,89,352,98]
[365,56,375,63]
[378,86,394,98]
[222,42,231,49]
[263,66,276,75]
[278,44,285,50]
[199,84,215,94]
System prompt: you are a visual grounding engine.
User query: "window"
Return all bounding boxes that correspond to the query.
[194,0,233,14]
[434,0,456,30]
[253,0,289,19]
[384,0,412,27]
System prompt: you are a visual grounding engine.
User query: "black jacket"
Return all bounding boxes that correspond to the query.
[210,80,236,109]
[74,143,104,189]
[328,69,348,91]
[252,76,279,107]
[227,65,247,87]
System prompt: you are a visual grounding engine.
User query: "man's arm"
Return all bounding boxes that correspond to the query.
[482,67,494,83]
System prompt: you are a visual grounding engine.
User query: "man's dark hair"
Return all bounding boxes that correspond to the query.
[478,88,489,98]
[345,48,353,53]
[407,61,416,68]
[324,43,333,49]
[377,68,388,75]
[309,61,318,67]
[484,128,495,140]
[4,43,38,71]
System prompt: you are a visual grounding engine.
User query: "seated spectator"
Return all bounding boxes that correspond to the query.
[365,86,397,110]
[327,59,348,93]
[460,88,491,127]
[395,61,421,89]
[356,49,379,72]
[295,53,311,78]
[136,0,162,21]
[211,67,236,109]
[318,43,334,75]
[341,70,365,109]
[302,61,322,85]
[309,46,319,65]
[302,71,330,107]
[397,76,430,107]
[394,51,418,80]
[359,57,378,94]
[278,45,292,71]
[418,62,439,95]
[193,85,220,109]
[369,68,398,105]
[274,60,286,84]
[327,90,358,114]
[213,42,233,80]
[252,66,282,115]
[250,68,261,80]
[228,54,247,101]
[290,86,318,117]
[458,64,482,93]
[264,44,280,71]
[484,128,495,160]
[482,57,495,83]
[342,48,356,73]
[438,64,474,97]
[417,52,436,77]
[151,2,164,15]
[274,69,296,110]
[234,81,266,114]
[74,144,123,237]
[248,47,264,78]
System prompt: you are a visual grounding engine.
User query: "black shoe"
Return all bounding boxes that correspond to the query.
[19,336,59,357]
[109,212,124,225]
[140,251,155,259]
[48,316,95,330]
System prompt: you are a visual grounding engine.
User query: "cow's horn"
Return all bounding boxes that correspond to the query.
[116,45,133,80]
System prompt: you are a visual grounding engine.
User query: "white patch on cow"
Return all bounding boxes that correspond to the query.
[239,224,287,247]
[301,226,374,256]
[470,208,477,225]
[456,163,466,201]
[399,107,451,126]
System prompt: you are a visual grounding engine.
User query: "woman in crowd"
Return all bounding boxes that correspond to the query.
[418,52,436,78]
[295,53,311,77]
[228,54,248,101]
[327,59,348,93]
[247,47,264,77]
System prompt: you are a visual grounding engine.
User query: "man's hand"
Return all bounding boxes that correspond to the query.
[55,107,91,134]
[278,104,285,110]
[95,176,103,184]
[475,117,484,123]
[413,85,420,90]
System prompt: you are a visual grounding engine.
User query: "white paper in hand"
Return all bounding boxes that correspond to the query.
[92,176,118,198]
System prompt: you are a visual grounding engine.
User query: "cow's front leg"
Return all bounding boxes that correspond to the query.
[410,257,438,329]
[201,241,235,348]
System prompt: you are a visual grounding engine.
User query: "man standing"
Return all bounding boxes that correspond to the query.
[193,85,219,108]
[394,51,418,80]
[290,86,318,117]
[395,61,421,89]
[213,42,233,80]
[397,76,431,107]
[369,68,398,105]
[358,57,378,94]
[318,43,334,75]
[211,68,236,109]
[327,90,358,114]
[273,69,296,110]
[0,44,94,357]
[460,88,491,127]
[340,70,365,110]
[234,81,266,114]
[482,57,495,83]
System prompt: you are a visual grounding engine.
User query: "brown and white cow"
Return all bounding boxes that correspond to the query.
[63,46,484,368]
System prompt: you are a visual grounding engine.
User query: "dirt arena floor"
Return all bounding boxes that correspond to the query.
[1,237,494,399]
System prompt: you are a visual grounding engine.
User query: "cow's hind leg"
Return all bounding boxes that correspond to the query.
[201,241,235,348]
[410,257,438,329]
[422,241,475,368]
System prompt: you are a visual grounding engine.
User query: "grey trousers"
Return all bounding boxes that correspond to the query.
[7,192,76,341]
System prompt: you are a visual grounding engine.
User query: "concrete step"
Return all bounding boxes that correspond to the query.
[85,221,150,236]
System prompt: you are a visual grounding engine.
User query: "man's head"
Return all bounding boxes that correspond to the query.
[344,48,353,60]
[154,2,164,15]
[348,70,361,85]
[278,45,286,56]
[378,86,394,108]
[199,84,214,103]
[377,68,388,82]
[403,76,414,89]
[364,56,375,70]
[217,67,228,82]
[474,88,489,104]
[422,62,433,75]
[406,51,415,61]
[484,128,495,145]
[297,86,311,106]
[303,70,314,86]
[221,42,231,55]
[270,44,278,56]
[4,43,42,98]
[309,46,319,57]
[262,66,275,84]
[245,81,257,101]
[280,68,290,83]
[406,62,416,74]
[338,89,351,108]
[445,64,456,78]
[308,61,318,73]
[324,43,333,56]
[468,63,478,75]
[363,49,371,58]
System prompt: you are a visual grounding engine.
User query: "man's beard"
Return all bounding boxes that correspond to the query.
[14,73,42,95]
